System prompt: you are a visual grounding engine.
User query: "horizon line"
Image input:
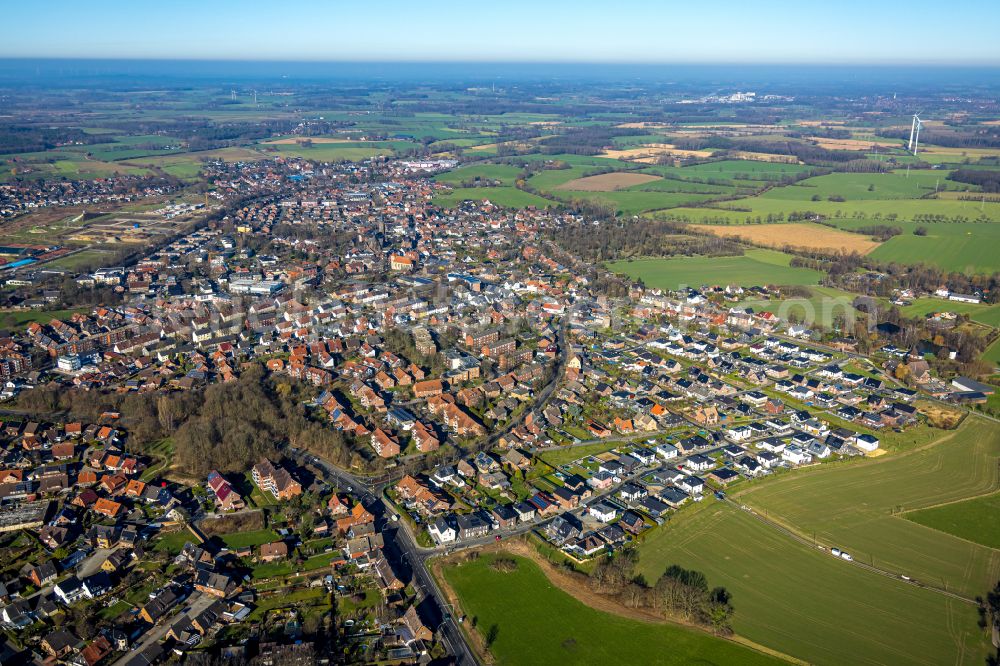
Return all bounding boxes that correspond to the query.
[2,56,999,68]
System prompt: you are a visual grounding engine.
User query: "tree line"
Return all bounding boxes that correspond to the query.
[548,218,743,262]
[589,548,735,634]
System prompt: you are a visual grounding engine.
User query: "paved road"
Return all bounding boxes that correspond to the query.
[296,449,477,664]
[110,590,213,666]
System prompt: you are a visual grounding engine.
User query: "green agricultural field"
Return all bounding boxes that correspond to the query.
[607,248,823,290]
[52,158,152,179]
[553,189,724,216]
[527,165,606,190]
[625,178,737,195]
[434,163,523,186]
[759,170,971,201]
[900,297,1000,328]
[905,491,1000,549]
[663,193,1000,272]
[432,186,556,209]
[636,501,989,666]
[261,142,399,161]
[442,553,784,666]
[864,222,1000,274]
[120,147,268,180]
[648,159,813,181]
[670,194,1000,225]
[735,417,1000,599]
[984,338,1000,367]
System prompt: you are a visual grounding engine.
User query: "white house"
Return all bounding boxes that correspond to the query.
[54,576,87,604]
[757,437,786,453]
[949,293,980,304]
[757,450,781,468]
[588,502,619,523]
[655,443,678,460]
[685,454,715,472]
[782,445,812,465]
[428,518,456,545]
[789,386,814,401]
[676,475,705,495]
[856,433,880,452]
[725,425,753,442]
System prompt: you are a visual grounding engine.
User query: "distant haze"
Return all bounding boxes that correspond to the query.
[2,0,999,65]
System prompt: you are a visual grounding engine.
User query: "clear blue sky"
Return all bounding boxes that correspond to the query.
[4,0,999,64]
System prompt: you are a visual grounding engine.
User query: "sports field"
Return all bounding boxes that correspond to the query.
[636,501,988,666]
[735,417,1000,599]
[606,248,824,289]
[905,491,1000,549]
[442,553,784,666]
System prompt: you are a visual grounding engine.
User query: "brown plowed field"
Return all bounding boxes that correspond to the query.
[691,222,881,254]
[555,172,662,191]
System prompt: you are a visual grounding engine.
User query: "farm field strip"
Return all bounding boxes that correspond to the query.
[636,501,988,666]
[690,222,881,254]
[904,491,1000,549]
[606,248,824,290]
[734,418,1000,598]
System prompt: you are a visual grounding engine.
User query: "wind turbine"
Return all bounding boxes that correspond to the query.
[908,113,923,156]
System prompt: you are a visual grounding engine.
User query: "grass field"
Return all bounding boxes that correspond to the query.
[671,194,1000,225]
[664,198,1000,273]
[636,501,989,666]
[737,286,865,329]
[984,338,1000,367]
[554,189,725,215]
[443,553,784,666]
[606,248,823,290]
[0,307,88,329]
[759,170,971,201]
[735,417,1000,599]
[219,528,281,550]
[152,530,192,555]
[434,164,523,186]
[905,491,1000,549]
[538,441,625,467]
[432,186,556,209]
[900,297,1000,328]
[259,142,400,161]
[863,221,1000,274]
[647,159,813,182]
